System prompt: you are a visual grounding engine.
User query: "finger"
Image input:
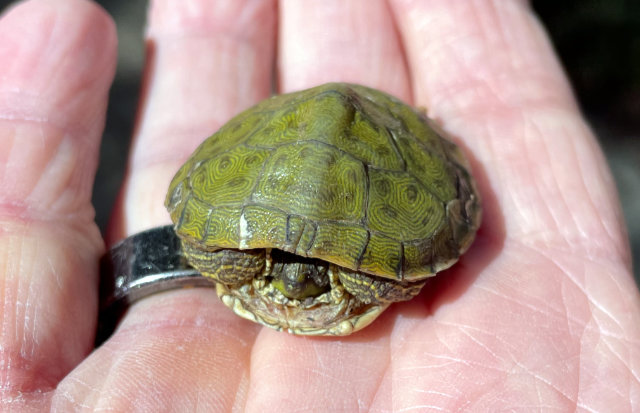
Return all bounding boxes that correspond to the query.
[390,0,629,262]
[57,1,276,410]
[54,289,258,411]
[383,2,639,411]
[278,0,411,100]
[0,0,116,405]
[114,0,276,238]
[243,319,396,412]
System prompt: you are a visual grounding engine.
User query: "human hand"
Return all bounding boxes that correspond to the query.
[1,0,638,411]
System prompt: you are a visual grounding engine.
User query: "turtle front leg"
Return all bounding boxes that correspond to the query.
[337,268,427,304]
[182,242,265,286]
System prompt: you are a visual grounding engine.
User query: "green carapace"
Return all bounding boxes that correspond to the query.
[165,83,481,335]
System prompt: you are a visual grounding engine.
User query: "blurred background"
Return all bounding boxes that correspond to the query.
[1,0,638,285]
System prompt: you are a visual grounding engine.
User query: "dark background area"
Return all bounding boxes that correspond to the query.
[535,0,640,284]
[1,0,639,284]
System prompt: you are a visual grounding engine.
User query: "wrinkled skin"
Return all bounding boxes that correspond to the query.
[1,0,638,411]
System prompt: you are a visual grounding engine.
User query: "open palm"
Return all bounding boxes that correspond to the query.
[1,0,638,411]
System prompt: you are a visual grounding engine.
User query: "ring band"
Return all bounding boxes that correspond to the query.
[96,225,211,345]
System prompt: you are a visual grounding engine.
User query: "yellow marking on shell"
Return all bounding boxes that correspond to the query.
[194,111,267,159]
[178,197,211,241]
[254,141,366,222]
[367,168,445,242]
[308,222,368,269]
[248,91,357,148]
[204,206,241,248]
[402,239,434,279]
[350,83,460,203]
[286,215,317,253]
[376,89,448,156]
[247,98,316,146]
[244,87,405,172]
[335,110,404,170]
[400,215,458,278]
[392,129,457,202]
[189,146,269,205]
[359,233,402,278]
[240,205,288,249]
[428,223,460,273]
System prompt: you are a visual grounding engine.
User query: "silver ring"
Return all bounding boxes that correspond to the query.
[96,225,211,344]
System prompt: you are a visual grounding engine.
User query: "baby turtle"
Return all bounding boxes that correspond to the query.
[165,83,481,335]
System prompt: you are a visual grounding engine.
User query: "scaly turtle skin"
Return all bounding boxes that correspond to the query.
[165,83,481,335]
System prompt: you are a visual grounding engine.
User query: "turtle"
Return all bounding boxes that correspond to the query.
[165,83,481,335]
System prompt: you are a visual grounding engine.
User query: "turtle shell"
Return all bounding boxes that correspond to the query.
[165,83,480,281]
